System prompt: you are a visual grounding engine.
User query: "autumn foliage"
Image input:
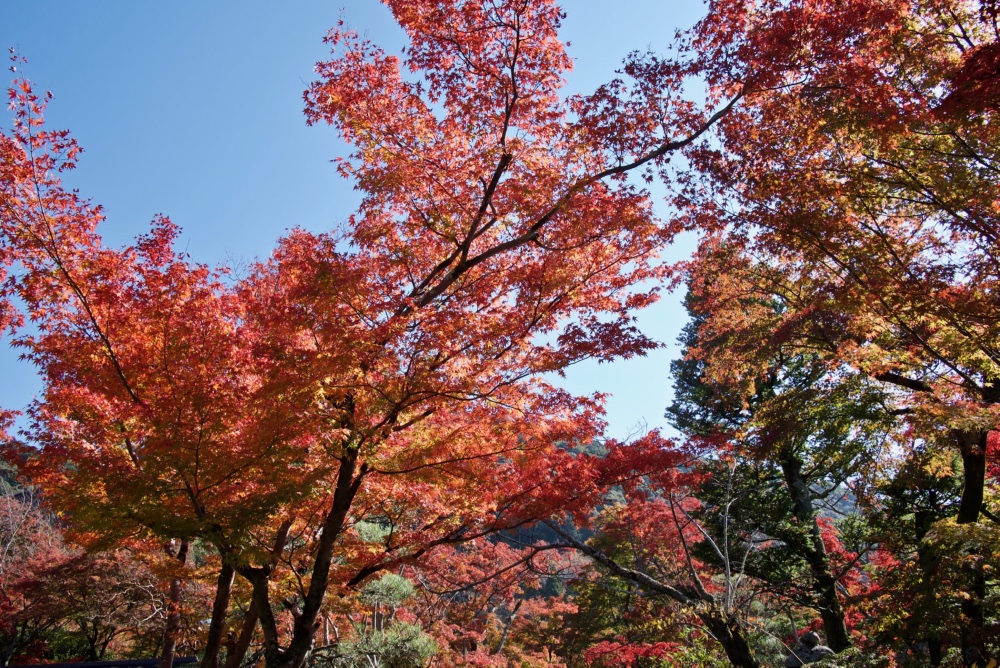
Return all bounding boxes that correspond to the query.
[3,0,1000,666]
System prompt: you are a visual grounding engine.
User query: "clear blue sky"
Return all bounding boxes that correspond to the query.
[2,1,707,441]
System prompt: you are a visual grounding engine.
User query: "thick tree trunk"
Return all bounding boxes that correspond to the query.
[779,451,851,652]
[813,577,851,653]
[955,429,990,666]
[159,539,190,668]
[201,561,237,668]
[700,610,760,668]
[228,521,290,668]
[275,453,367,668]
[957,429,987,525]
[232,451,366,668]
[246,569,284,668]
[224,607,260,668]
[233,521,292,668]
[85,622,100,661]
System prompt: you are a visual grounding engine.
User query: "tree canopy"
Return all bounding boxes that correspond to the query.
[2,0,999,667]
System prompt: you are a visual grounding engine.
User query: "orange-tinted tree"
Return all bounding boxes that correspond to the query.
[672,0,1000,663]
[678,0,1000,524]
[0,1,743,666]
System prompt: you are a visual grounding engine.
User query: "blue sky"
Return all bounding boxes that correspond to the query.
[2,1,707,441]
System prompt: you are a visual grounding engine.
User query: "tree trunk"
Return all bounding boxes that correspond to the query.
[492,598,523,656]
[85,621,100,661]
[779,450,851,652]
[915,510,943,666]
[233,520,293,668]
[0,625,20,668]
[700,610,760,668]
[159,539,190,668]
[201,561,237,668]
[957,429,987,525]
[813,577,851,653]
[274,453,367,668]
[224,607,260,668]
[955,429,990,666]
[245,568,284,668]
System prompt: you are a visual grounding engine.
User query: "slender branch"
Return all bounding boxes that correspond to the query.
[542,521,696,606]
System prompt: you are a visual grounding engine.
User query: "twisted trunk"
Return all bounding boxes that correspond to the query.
[699,610,760,668]
[235,456,366,668]
[234,521,292,668]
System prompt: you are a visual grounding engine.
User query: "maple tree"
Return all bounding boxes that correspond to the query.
[676,0,1000,525]
[0,471,67,667]
[394,540,575,665]
[0,1,747,667]
[554,505,727,668]
[666,0,1000,663]
[546,460,776,668]
[13,550,177,663]
[0,74,322,663]
[0,467,184,666]
[14,0,1000,664]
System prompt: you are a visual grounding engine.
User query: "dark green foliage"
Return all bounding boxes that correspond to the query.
[665,290,897,651]
[322,622,435,668]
